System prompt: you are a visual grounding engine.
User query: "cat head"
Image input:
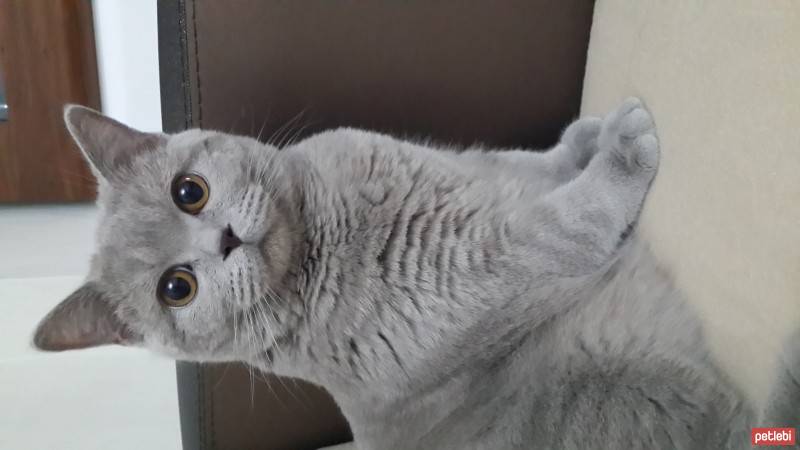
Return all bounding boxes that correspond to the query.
[33,106,299,363]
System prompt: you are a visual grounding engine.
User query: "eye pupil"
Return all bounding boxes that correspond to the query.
[158,266,197,307]
[171,173,209,214]
[177,181,204,204]
[163,277,192,300]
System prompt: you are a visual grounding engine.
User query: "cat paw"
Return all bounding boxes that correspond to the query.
[598,97,660,173]
[560,116,602,169]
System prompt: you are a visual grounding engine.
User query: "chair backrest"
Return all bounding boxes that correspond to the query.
[158,1,595,448]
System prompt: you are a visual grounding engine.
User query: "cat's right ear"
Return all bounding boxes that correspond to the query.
[63,105,164,181]
[32,282,140,351]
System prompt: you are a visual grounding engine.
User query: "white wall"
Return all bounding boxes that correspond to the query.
[582,0,800,407]
[92,0,162,132]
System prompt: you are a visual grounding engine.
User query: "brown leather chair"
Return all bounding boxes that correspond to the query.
[158,1,595,448]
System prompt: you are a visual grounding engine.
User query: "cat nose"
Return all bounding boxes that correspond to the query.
[220,224,242,260]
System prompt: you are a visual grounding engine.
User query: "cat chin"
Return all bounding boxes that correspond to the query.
[142,336,238,363]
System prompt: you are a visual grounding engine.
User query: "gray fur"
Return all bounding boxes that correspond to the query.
[34,99,797,449]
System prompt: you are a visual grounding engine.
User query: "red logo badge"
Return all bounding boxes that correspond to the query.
[751,428,796,446]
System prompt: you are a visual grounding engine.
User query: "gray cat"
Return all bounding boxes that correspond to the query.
[34,98,798,449]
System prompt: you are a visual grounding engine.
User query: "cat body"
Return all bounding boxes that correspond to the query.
[274,124,747,449]
[33,99,796,449]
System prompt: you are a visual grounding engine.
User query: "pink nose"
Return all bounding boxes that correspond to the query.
[220,224,242,260]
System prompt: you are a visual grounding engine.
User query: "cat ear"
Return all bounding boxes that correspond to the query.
[33,283,139,351]
[63,104,164,181]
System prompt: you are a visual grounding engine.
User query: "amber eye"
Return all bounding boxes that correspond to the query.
[171,173,209,214]
[157,266,197,307]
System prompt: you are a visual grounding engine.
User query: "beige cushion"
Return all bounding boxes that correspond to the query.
[581,0,800,407]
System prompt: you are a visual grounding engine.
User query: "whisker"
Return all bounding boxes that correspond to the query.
[255,295,281,354]
[252,366,290,410]
[252,302,273,358]
[231,270,241,351]
[232,309,238,349]
[275,116,307,149]
[212,363,232,391]
[261,300,315,411]
[253,295,311,409]
[244,309,257,409]
[56,168,97,185]
[267,114,297,148]
[256,111,271,143]
[268,109,307,149]
[281,118,317,149]
[245,306,286,408]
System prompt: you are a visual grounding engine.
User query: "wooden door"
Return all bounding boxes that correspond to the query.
[0,0,100,202]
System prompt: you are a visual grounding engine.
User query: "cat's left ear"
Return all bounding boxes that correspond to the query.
[63,104,165,181]
[33,282,140,351]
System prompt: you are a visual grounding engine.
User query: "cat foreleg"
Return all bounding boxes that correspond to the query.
[509,98,659,277]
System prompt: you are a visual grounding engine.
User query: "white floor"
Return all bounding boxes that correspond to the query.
[0,204,181,450]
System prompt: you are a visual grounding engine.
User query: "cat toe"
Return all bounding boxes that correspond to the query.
[599,100,660,174]
[562,117,602,149]
[632,134,659,170]
[561,117,603,169]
